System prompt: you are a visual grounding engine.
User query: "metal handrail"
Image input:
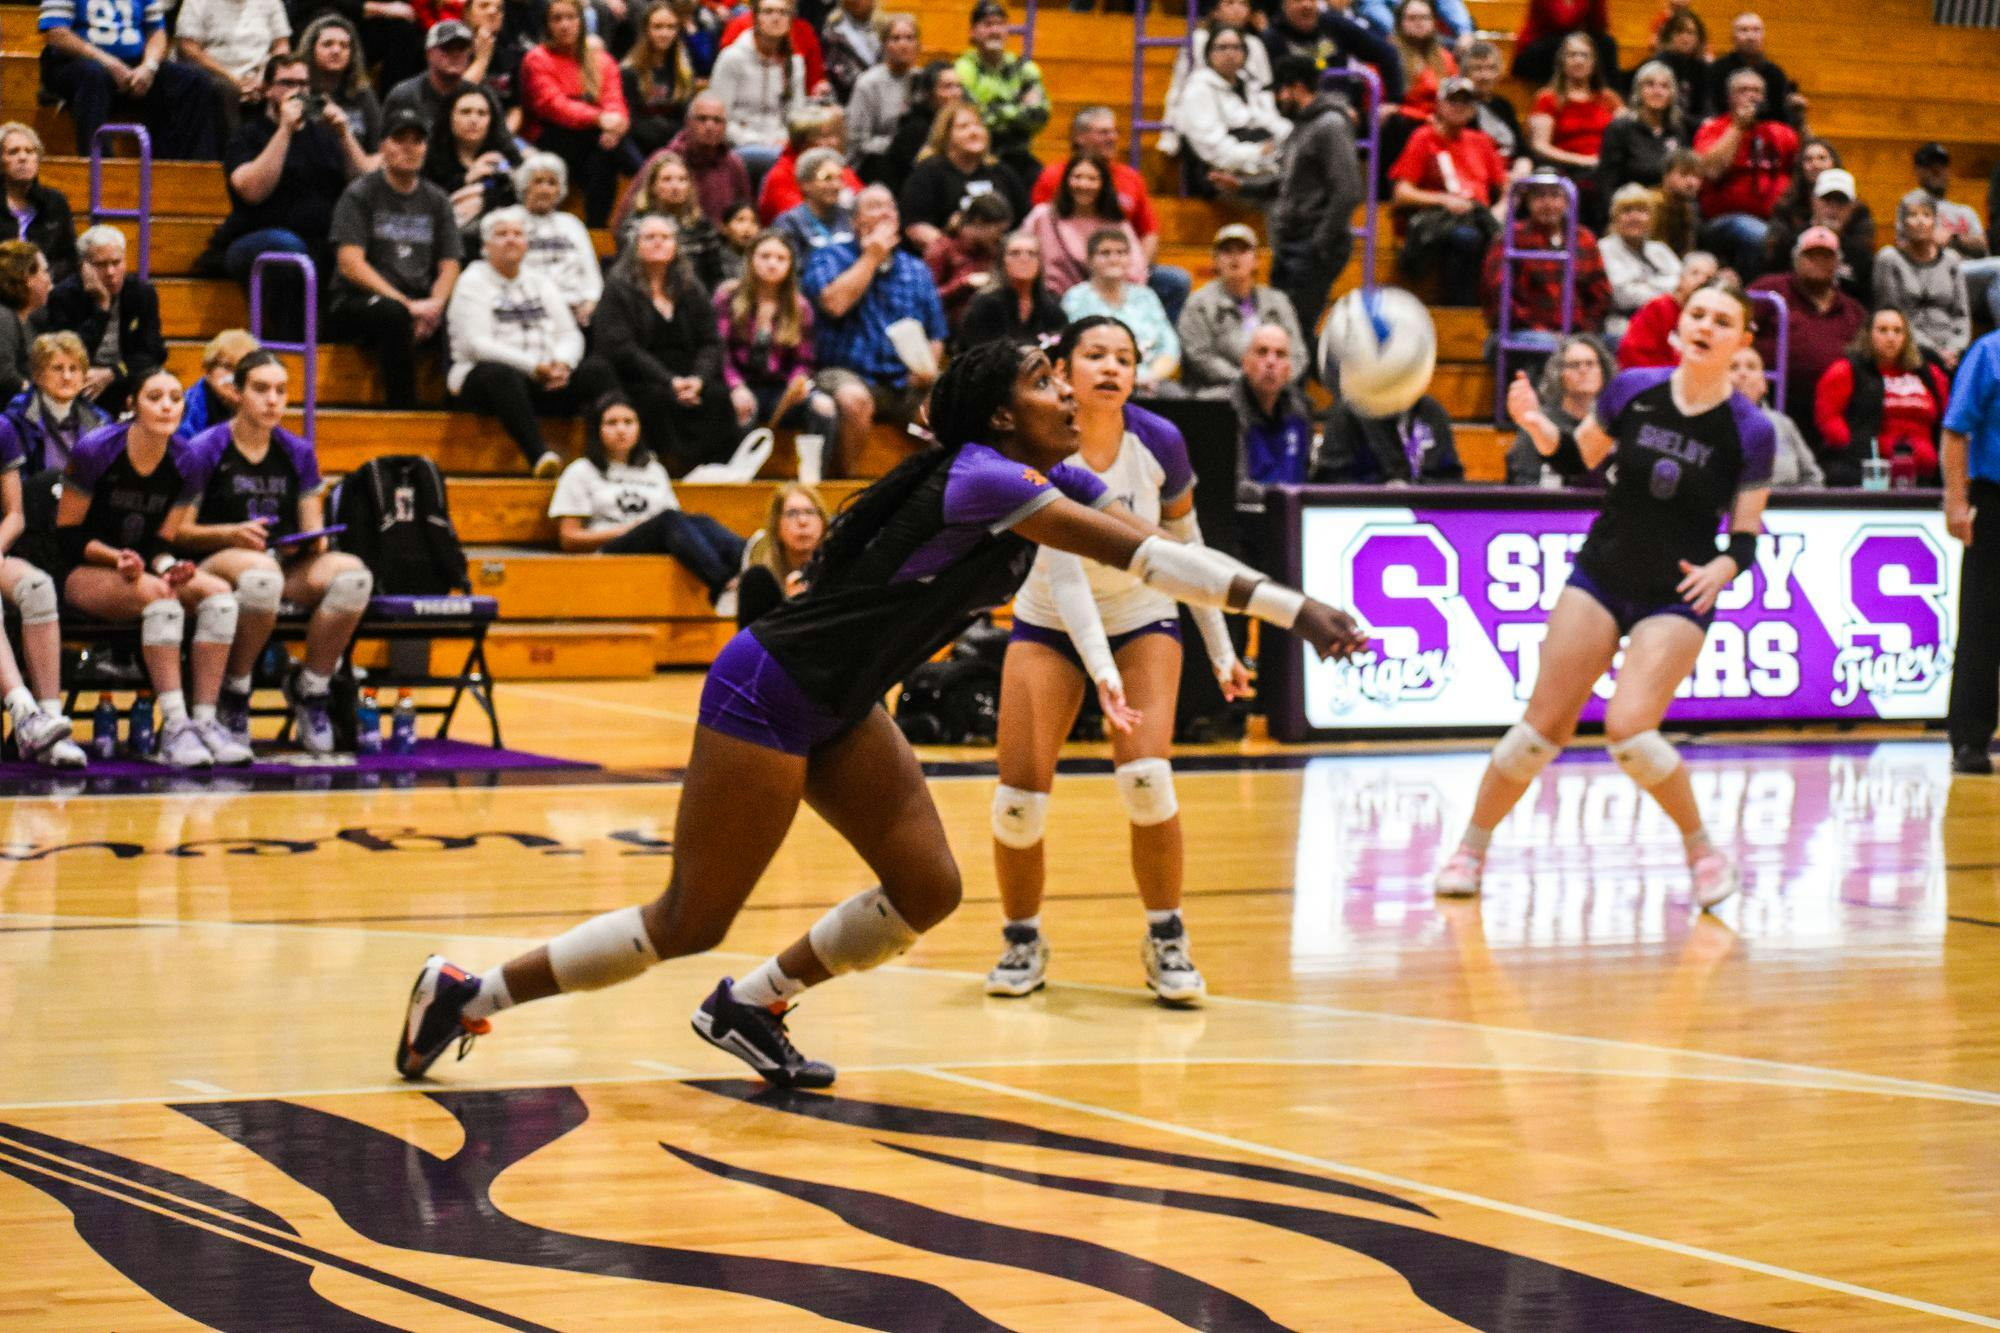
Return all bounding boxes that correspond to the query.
[1320,61,1383,296]
[1007,0,1039,58]
[88,123,151,281]
[1749,288,1790,414]
[247,254,320,446]
[1130,0,1202,168]
[1492,173,1579,426]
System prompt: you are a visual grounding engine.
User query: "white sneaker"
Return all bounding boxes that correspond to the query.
[532,451,563,479]
[193,716,254,766]
[13,709,73,763]
[1690,849,1740,911]
[1434,848,1485,898]
[36,736,87,768]
[155,718,214,768]
[1142,923,1206,1006]
[984,924,1049,997]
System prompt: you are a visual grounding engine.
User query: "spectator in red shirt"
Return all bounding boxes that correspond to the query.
[1749,225,1867,445]
[1481,177,1610,346]
[1815,305,1950,486]
[1390,78,1505,305]
[1617,249,1718,367]
[1527,32,1621,227]
[756,105,861,223]
[520,0,632,225]
[1692,65,1796,278]
[1029,106,1191,322]
[1511,0,1617,88]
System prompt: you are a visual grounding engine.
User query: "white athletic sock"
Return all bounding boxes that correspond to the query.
[1683,827,1714,861]
[192,703,217,723]
[5,688,36,725]
[1460,826,1493,856]
[733,957,805,1011]
[463,966,514,1020]
[37,698,61,719]
[297,667,332,697]
[223,673,253,696]
[1144,908,1182,929]
[1006,914,1041,935]
[157,690,188,724]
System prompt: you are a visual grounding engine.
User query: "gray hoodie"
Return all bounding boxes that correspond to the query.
[1271,91,1363,260]
[1873,245,1970,364]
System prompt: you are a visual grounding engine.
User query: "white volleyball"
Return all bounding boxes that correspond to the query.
[1318,286,1438,417]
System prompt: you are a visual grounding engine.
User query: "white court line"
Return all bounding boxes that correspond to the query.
[503,685,701,725]
[167,1079,232,1096]
[915,1067,2000,1330]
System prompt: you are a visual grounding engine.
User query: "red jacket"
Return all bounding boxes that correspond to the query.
[757,145,862,223]
[1814,356,1950,478]
[520,45,628,135]
[1617,292,1683,367]
[1693,115,1797,220]
[1481,219,1609,333]
[1516,0,1608,45]
[717,15,826,93]
[411,0,464,28]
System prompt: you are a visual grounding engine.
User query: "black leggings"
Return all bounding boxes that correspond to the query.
[328,292,423,408]
[454,363,578,467]
[603,509,746,597]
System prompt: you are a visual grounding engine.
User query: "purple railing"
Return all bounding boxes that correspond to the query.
[1492,173,1579,426]
[88,123,151,281]
[1320,61,1383,295]
[1749,288,1790,413]
[1130,0,1201,168]
[1007,0,1039,58]
[247,253,320,445]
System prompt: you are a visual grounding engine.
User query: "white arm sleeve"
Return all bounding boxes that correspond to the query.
[1160,510,1241,675]
[1128,535,1305,629]
[1044,551,1121,689]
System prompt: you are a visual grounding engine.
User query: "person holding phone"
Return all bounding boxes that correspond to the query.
[177,351,374,755]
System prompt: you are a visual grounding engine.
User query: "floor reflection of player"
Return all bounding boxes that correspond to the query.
[1436,283,1775,909]
[396,341,1366,1088]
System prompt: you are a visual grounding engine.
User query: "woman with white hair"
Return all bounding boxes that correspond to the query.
[514,153,604,327]
[445,206,586,476]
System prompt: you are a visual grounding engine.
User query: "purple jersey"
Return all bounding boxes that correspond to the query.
[753,442,1110,723]
[0,417,24,475]
[1576,368,1776,602]
[1123,402,1195,505]
[188,425,323,545]
[63,423,211,560]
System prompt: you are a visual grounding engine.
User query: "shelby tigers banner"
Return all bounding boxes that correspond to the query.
[1288,501,1958,733]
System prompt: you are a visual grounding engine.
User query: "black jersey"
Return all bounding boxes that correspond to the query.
[752,443,1110,724]
[1574,368,1776,603]
[188,424,323,546]
[63,423,211,563]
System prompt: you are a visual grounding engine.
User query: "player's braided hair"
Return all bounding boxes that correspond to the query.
[810,339,1032,585]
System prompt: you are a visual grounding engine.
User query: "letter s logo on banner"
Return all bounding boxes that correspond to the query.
[1834,526,1953,708]
[1330,524,1455,709]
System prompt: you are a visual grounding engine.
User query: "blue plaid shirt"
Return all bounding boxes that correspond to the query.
[801,240,948,387]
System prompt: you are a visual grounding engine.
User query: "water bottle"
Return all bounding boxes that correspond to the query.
[355,689,383,755]
[90,694,118,761]
[389,689,417,755]
[126,692,154,758]
[1889,442,1917,491]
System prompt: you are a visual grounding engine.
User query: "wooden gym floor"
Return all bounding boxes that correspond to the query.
[1,675,1997,1329]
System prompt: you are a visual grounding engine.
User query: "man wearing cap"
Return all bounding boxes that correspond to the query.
[1768,166,1874,300]
[1269,56,1363,340]
[1750,225,1865,447]
[173,0,291,138]
[1030,107,1191,322]
[1177,224,1306,399]
[1480,177,1609,351]
[1903,143,2000,327]
[955,0,1048,188]
[1942,323,2000,774]
[384,21,478,133]
[1388,73,1505,306]
[328,106,463,409]
[1693,65,1797,278]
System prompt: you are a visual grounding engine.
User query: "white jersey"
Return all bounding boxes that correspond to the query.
[1013,405,1196,636]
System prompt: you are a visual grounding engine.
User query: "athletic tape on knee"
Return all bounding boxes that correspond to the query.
[320,567,374,615]
[1115,757,1178,827]
[991,784,1050,849]
[546,904,659,992]
[192,592,240,645]
[1491,723,1559,783]
[9,568,56,625]
[140,598,185,647]
[1609,730,1680,788]
[233,567,283,615]
[807,887,919,976]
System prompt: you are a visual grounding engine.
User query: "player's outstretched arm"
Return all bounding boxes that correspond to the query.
[1013,497,1369,661]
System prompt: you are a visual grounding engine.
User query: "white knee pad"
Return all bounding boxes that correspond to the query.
[808,886,919,976]
[1491,723,1559,783]
[546,904,659,992]
[991,784,1050,849]
[193,592,240,645]
[1115,758,1178,827]
[9,568,57,626]
[1609,729,1681,788]
[233,566,284,616]
[320,567,374,615]
[140,598,185,646]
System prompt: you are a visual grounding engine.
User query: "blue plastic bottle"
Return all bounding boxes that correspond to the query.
[389,689,417,755]
[355,688,383,755]
[90,694,118,761]
[127,692,154,758]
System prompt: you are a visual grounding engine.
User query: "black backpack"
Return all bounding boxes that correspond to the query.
[894,619,1008,745]
[331,455,468,595]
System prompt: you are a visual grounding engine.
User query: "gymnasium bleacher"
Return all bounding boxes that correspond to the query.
[5,0,1996,682]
